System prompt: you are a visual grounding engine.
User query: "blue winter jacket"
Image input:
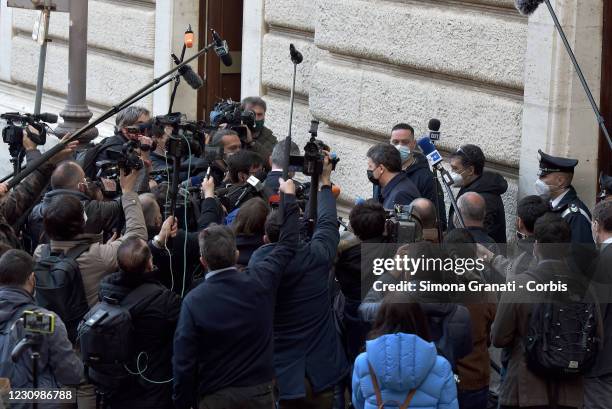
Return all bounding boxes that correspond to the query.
[352,333,458,409]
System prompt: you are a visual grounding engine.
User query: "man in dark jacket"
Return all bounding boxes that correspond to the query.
[27,161,123,250]
[0,131,77,255]
[366,143,421,209]
[390,123,447,230]
[249,154,348,407]
[172,178,299,409]
[456,192,499,253]
[97,237,180,409]
[0,249,83,405]
[264,139,300,196]
[585,200,612,409]
[242,96,278,163]
[448,144,508,244]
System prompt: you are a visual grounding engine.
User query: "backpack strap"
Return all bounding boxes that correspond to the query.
[367,362,416,409]
[64,244,91,261]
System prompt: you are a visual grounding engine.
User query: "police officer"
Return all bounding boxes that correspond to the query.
[599,173,612,201]
[535,150,594,243]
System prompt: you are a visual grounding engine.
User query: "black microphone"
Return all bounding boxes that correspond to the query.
[33,113,58,123]
[234,175,264,209]
[178,64,204,90]
[290,44,303,64]
[211,29,233,67]
[427,118,441,142]
[515,0,544,15]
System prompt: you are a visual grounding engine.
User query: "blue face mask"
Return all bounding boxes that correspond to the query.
[395,144,411,162]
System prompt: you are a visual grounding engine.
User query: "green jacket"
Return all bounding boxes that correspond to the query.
[249,126,277,161]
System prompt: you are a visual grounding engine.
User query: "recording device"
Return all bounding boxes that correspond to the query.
[289,121,340,176]
[23,310,55,334]
[1,112,55,155]
[386,204,423,244]
[427,118,441,142]
[209,99,256,143]
[418,136,443,168]
[290,43,303,65]
[515,0,543,15]
[212,29,233,67]
[106,141,144,175]
[233,175,265,209]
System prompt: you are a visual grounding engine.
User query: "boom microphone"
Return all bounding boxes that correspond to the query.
[290,44,303,65]
[515,0,544,15]
[178,64,204,90]
[427,118,441,142]
[211,29,233,67]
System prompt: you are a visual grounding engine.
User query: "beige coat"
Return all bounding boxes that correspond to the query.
[34,191,147,306]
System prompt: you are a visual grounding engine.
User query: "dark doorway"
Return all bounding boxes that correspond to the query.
[599,1,612,181]
[197,0,243,121]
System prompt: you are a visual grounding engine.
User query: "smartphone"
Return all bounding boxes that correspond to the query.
[23,310,55,334]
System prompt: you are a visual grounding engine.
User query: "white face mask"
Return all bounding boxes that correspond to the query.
[450,171,464,187]
[395,144,411,163]
[535,179,551,199]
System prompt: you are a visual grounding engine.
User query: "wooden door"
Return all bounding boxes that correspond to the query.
[197,0,243,121]
[599,1,612,181]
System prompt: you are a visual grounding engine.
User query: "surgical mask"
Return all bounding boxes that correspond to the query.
[367,169,380,186]
[535,179,551,199]
[255,119,265,132]
[395,145,411,163]
[450,171,464,187]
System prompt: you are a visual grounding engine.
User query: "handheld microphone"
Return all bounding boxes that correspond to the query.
[417,136,454,186]
[184,25,194,48]
[178,64,204,90]
[427,118,441,142]
[290,44,303,65]
[515,0,544,15]
[211,29,233,67]
[234,175,264,209]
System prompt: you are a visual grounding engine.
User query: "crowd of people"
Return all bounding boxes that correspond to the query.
[0,95,611,409]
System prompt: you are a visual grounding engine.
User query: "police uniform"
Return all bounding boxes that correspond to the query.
[538,150,594,244]
[600,173,612,201]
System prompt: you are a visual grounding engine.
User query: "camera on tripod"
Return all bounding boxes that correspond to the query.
[209,99,256,143]
[386,204,423,244]
[1,112,56,158]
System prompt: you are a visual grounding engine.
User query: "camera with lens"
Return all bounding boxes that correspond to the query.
[96,140,144,179]
[386,204,423,244]
[209,99,256,143]
[289,121,340,176]
[1,112,55,158]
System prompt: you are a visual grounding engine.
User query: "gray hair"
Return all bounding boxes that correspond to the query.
[115,106,150,128]
[139,193,160,228]
[457,192,486,223]
[211,129,239,147]
[198,225,237,270]
[241,96,267,112]
[271,139,300,167]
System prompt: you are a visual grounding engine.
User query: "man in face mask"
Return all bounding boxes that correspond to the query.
[366,143,420,209]
[448,144,508,244]
[388,123,447,231]
[535,150,593,244]
[241,96,278,165]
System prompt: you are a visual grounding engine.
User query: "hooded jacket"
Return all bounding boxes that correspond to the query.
[352,333,458,409]
[0,286,82,409]
[448,171,508,244]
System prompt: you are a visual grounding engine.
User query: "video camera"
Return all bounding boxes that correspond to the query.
[96,140,144,182]
[154,112,222,162]
[209,99,255,143]
[1,112,56,158]
[386,204,423,244]
[289,121,340,176]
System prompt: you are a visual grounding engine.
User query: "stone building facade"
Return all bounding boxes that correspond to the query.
[0,0,605,238]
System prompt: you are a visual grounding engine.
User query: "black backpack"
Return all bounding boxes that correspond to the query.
[525,277,603,378]
[77,284,160,394]
[34,244,90,343]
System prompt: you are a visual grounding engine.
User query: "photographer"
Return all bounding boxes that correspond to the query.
[0,131,77,255]
[249,153,348,408]
[97,237,181,409]
[366,143,420,209]
[172,178,299,409]
[0,250,83,400]
[34,168,148,308]
[241,96,278,162]
[27,161,123,251]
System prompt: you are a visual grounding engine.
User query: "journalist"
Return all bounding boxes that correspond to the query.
[366,143,420,209]
[0,250,83,405]
[249,153,348,407]
[264,139,300,195]
[97,237,181,409]
[172,178,299,409]
[455,192,499,253]
[448,144,508,244]
[241,96,278,162]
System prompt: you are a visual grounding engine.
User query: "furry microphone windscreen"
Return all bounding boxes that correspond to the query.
[515,0,545,15]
